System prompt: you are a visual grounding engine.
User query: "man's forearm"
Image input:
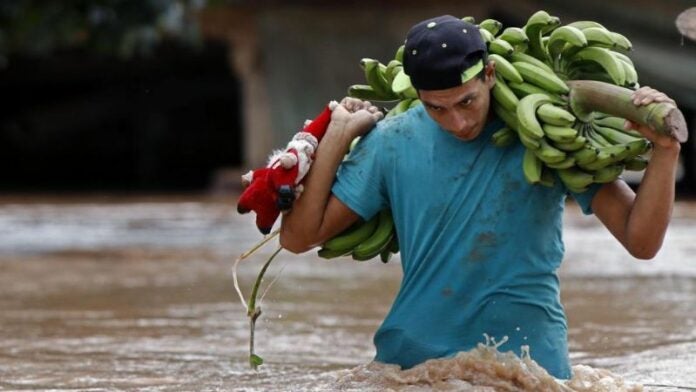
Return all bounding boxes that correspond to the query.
[625,144,680,258]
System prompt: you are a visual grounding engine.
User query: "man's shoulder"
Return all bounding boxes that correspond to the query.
[370,105,431,138]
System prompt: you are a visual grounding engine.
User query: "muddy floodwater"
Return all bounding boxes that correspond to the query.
[0,195,695,391]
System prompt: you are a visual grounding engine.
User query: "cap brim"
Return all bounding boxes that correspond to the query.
[392,69,413,93]
[461,60,484,84]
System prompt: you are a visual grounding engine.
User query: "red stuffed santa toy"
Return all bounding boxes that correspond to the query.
[237,101,338,234]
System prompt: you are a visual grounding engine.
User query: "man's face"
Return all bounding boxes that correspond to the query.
[418,61,496,141]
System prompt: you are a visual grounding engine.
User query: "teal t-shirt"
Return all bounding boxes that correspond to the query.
[331,104,600,379]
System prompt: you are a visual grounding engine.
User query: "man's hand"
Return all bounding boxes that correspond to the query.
[328,97,384,139]
[624,86,681,152]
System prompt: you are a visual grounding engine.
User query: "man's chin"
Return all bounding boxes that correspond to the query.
[453,128,481,141]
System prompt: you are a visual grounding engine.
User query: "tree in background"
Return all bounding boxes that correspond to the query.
[0,0,209,65]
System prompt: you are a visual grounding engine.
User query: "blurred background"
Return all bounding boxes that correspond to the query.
[0,0,695,193]
[1,1,695,391]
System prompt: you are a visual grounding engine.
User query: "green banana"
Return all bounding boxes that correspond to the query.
[507,81,566,105]
[323,215,380,252]
[348,136,361,152]
[523,10,556,62]
[386,98,414,118]
[352,210,395,261]
[568,69,615,84]
[513,61,570,94]
[392,68,418,98]
[480,28,495,43]
[592,124,643,144]
[624,156,648,171]
[593,164,624,183]
[611,52,638,87]
[542,123,578,142]
[389,233,399,253]
[553,135,587,151]
[498,27,529,45]
[582,27,616,48]
[489,38,514,56]
[479,18,503,35]
[610,32,632,51]
[361,58,396,99]
[379,247,393,264]
[545,156,577,169]
[388,63,404,83]
[567,21,606,30]
[385,59,402,83]
[570,47,626,86]
[493,104,520,132]
[492,76,520,112]
[348,84,393,102]
[535,138,567,164]
[541,17,561,35]
[623,138,651,157]
[537,103,576,126]
[548,25,587,60]
[578,150,618,170]
[557,167,594,193]
[510,52,555,74]
[518,129,542,150]
[461,16,476,24]
[523,148,543,184]
[517,93,552,139]
[409,99,422,109]
[619,60,638,88]
[491,126,516,147]
[395,45,405,63]
[489,53,523,83]
[610,51,634,66]
[585,128,614,148]
[318,247,351,259]
[593,115,628,131]
[573,146,599,165]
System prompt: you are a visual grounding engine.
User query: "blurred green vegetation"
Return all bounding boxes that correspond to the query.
[0,0,208,64]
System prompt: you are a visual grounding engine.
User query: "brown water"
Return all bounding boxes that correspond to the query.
[0,195,695,391]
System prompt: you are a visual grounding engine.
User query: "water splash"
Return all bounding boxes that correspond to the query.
[332,342,643,392]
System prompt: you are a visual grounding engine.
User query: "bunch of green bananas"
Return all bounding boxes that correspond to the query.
[346,10,652,194]
[317,209,399,263]
[346,45,423,117]
[476,10,649,192]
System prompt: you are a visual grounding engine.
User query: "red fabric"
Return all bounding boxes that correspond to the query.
[237,105,332,234]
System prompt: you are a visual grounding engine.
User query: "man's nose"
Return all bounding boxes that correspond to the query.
[448,110,468,132]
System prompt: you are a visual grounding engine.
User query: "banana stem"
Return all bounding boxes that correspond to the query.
[247,245,283,370]
[568,80,688,142]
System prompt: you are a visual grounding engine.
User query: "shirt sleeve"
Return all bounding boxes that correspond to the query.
[568,182,603,215]
[330,127,388,221]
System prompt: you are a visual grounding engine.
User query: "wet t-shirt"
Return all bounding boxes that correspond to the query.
[331,104,600,379]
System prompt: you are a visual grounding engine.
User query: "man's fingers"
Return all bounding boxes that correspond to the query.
[631,86,677,106]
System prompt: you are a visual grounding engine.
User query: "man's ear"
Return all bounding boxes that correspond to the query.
[485,60,496,89]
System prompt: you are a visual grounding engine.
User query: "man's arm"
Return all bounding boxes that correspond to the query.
[591,86,682,259]
[279,98,383,253]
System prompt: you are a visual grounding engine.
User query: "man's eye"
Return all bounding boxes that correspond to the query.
[459,98,473,107]
[427,105,442,112]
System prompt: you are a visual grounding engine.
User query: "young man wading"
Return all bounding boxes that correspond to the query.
[279,15,681,379]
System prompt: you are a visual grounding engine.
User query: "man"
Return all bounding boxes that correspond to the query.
[279,15,681,379]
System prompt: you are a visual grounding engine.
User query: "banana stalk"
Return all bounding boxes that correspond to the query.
[568,80,688,142]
